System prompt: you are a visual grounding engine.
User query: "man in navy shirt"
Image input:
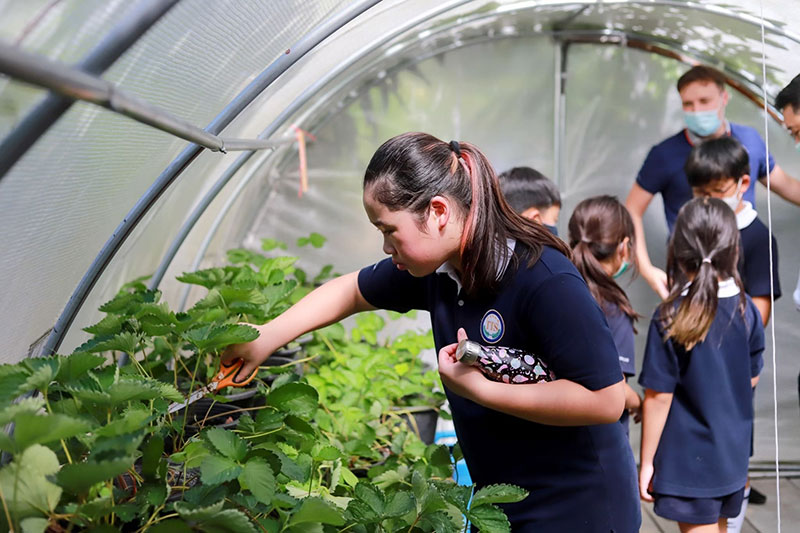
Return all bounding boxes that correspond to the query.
[626,65,800,299]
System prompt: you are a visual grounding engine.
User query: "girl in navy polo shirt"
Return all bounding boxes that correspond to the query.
[225,132,640,532]
[568,196,642,436]
[639,197,764,532]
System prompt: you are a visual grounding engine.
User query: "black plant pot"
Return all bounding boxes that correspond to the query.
[396,408,439,445]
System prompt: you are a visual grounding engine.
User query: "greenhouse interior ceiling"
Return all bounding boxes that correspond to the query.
[2,0,800,515]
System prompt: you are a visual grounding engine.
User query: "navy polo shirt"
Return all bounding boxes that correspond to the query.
[604,303,636,433]
[639,284,764,498]
[358,245,641,532]
[737,204,781,301]
[636,123,775,232]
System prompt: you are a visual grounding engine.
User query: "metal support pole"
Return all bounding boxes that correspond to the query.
[0,42,288,153]
[0,0,180,179]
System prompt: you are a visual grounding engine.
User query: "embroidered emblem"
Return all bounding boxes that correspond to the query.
[480,309,504,344]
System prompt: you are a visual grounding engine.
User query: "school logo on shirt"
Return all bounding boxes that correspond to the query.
[480,309,504,344]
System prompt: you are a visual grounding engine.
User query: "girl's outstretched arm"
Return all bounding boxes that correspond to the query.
[437,334,625,426]
[223,271,375,380]
[639,388,673,502]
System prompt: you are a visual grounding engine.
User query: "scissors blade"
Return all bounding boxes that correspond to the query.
[167,385,213,415]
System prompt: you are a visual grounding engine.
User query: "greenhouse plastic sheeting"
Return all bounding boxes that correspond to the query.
[1,0,800,462]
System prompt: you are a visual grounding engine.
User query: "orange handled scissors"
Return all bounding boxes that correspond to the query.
[167,358,258,415]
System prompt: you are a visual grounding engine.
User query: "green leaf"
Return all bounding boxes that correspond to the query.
[0,445,61,517]
[107,378,165,404]
[428,444,452,468]
[94,405,151,437]
[176,500,256,532]
[0,365,32,404]
[309,233,327,248]
[57,456,135,493]
[470,484,529,507]
[184,324,259,353]
[384,490,415,518]
[204,427,247,462]
[141,435,164,480]
[158,382,183,403]
[443,484,473,513]
[288,497,345,526]
[56,352,106,383]
[148,519,194,533]
[98,289,159,315]
[0,397,44,425]
[19,358,60,393]
[85,332,139,355]
[261,238,288,251]
[239,457,275,505]
[92,431,145,458]
[312,444,341,462]
[468,504,511,533]
[267,382,318,417]
[20,517,50,533]
[200,455,242,485]
[82,315,123,336]
[12,413,91,452]
[197,509,258,533]
[354,482,385,515]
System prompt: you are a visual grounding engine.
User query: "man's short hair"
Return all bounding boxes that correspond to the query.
[677,65,727,93]
[775,73,800,113]
[685,137,750,188]
[498,167,561,213]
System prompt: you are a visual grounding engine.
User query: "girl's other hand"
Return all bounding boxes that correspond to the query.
[639,463,655,502]
[438,328,486,401]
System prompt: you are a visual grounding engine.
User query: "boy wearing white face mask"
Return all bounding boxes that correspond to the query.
[686,136,781,326]
[626,65,800,301]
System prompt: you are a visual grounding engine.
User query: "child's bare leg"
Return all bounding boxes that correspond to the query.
[678,520,725,533]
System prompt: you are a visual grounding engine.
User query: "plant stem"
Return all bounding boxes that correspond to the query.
[0,482,14,533]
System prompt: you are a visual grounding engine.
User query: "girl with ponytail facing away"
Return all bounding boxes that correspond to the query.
[225,132,641,532]
[568,196,642,436]
[638,197,764,532]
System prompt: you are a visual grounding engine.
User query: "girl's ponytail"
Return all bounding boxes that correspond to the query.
[364,133,570,296]
[659,197,745,350]
[666,257,719,349]
[567,196,638,322]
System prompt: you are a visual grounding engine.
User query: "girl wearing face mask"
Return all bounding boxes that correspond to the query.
[568,195,642,435]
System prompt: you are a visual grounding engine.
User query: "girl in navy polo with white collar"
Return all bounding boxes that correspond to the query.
[639,197,764,532]
[225,132,640,532]
[568,196,642,436]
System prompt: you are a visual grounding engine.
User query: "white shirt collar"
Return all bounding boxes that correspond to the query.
[735,201,757,230]
[680,277,740,298]
[436,238,516,294]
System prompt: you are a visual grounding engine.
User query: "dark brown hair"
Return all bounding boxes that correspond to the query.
[567,196,638,323]
[363,132,570,296]
[659,197,745,350]
[677,65,726,93]
[685,136,749,187]
[498,166,561,212]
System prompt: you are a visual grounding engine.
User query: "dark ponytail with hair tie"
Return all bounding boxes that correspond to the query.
[659,197,745,350]
[363,132,571,296]
[567,196,638,324]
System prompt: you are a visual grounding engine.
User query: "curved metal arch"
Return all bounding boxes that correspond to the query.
[177,1,793,301]
[42,0,383,357]
[0,0,180,179]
